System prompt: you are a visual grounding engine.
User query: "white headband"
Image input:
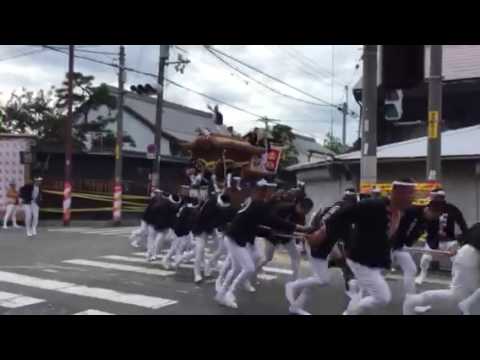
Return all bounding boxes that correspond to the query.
[217,195,230,208]
[344,190,356,195]
[169,195,181,204]
[392,181,416,187]
[431,190,446,197]
[256,179,277,188]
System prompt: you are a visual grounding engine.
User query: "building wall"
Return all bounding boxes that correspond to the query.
[297,166,355,214]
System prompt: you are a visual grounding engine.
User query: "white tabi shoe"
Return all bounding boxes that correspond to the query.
[244,281,256,293]
[458,300,471,315]
[289,305,311,315]
[415,274,426,285]
[285,282,296,305]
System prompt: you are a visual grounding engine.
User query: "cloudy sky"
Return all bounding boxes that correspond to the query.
[0,45,362,145]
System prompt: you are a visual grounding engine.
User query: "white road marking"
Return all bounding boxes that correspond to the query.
[48,227,136,236]
[262,266,293,275]
[42,269,59,273]
[102,255,194,269]
[62,259,176,277]
[0,271,177,309]
[102,255,151,263]
[257,273,278,281]
[81,229,134,235]
[47,228,93,232]
[0,291,45,308]
[74,309,114,315]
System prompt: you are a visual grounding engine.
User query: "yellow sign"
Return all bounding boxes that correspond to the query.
[115,145,120,160]
[359,181,441,206]
[428,111,439,139]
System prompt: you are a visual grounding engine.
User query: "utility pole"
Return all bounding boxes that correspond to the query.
[113,45,125,225]
[151,45,170,191]
[257,117,279,135]
[342,85,349,145]
[426,45,443,182]
[360,45,378,190]
[63,45,74,226]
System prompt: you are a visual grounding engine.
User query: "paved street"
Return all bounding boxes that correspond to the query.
[0,224,473,315]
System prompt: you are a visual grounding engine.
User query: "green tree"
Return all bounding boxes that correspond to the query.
[270,124,298,168]
[1,73,135,151]
[323,131,348,154]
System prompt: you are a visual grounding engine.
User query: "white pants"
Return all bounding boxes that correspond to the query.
[3,204,18,227]
[146,226,169,260]
[206,231,227,270]
[406,262,480,314]
[261,239,301,280]
[219,236,256,297]
[392,248,417,295]
[345,259,392,315]
[175,233,196,265]
[419,241,457,278]
[217,255,233,286]
[287,250,330,309]
[23,203,39,236]
[130,220,148,246]
[164,233,186,263]
[194,233,210,278]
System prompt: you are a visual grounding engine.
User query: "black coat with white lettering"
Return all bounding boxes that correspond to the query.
[460,223,480,250]
[391,206,428,250]
[226,199,297,247]
[325,198,392,269]
[309,201,354,260]
[144,198,178,231]
[174,206,198,237]
[192,197,231,235]
[426,203,468,249]
[141,198,156,222]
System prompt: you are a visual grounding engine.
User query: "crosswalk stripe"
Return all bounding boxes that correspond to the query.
[103,255,153,263]
[74,309,114,315]
[48,227,91,232]
[101,255,194,269]
[219,260,293,276]
[62,259,176,276]
[81,229,133,235]
[103,255,279,280]
[257,273,278,281]
[0,271,177,309]
[48,227,136,235]
[261,266,293,276]
[0,291,45,308]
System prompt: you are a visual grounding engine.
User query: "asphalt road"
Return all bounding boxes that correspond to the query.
[0,223,472,315]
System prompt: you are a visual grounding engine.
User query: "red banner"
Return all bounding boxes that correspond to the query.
[265,147,282,173]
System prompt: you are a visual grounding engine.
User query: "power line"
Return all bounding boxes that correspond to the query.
[0,47,46,62]
[42,45,263,119]
[63,48,117,56]
[205,45,339,108]
[276,46,346,88]
[288,46,338,79]
[204,46,332,107]
[41,45,118,68]
[40,44,346,136]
